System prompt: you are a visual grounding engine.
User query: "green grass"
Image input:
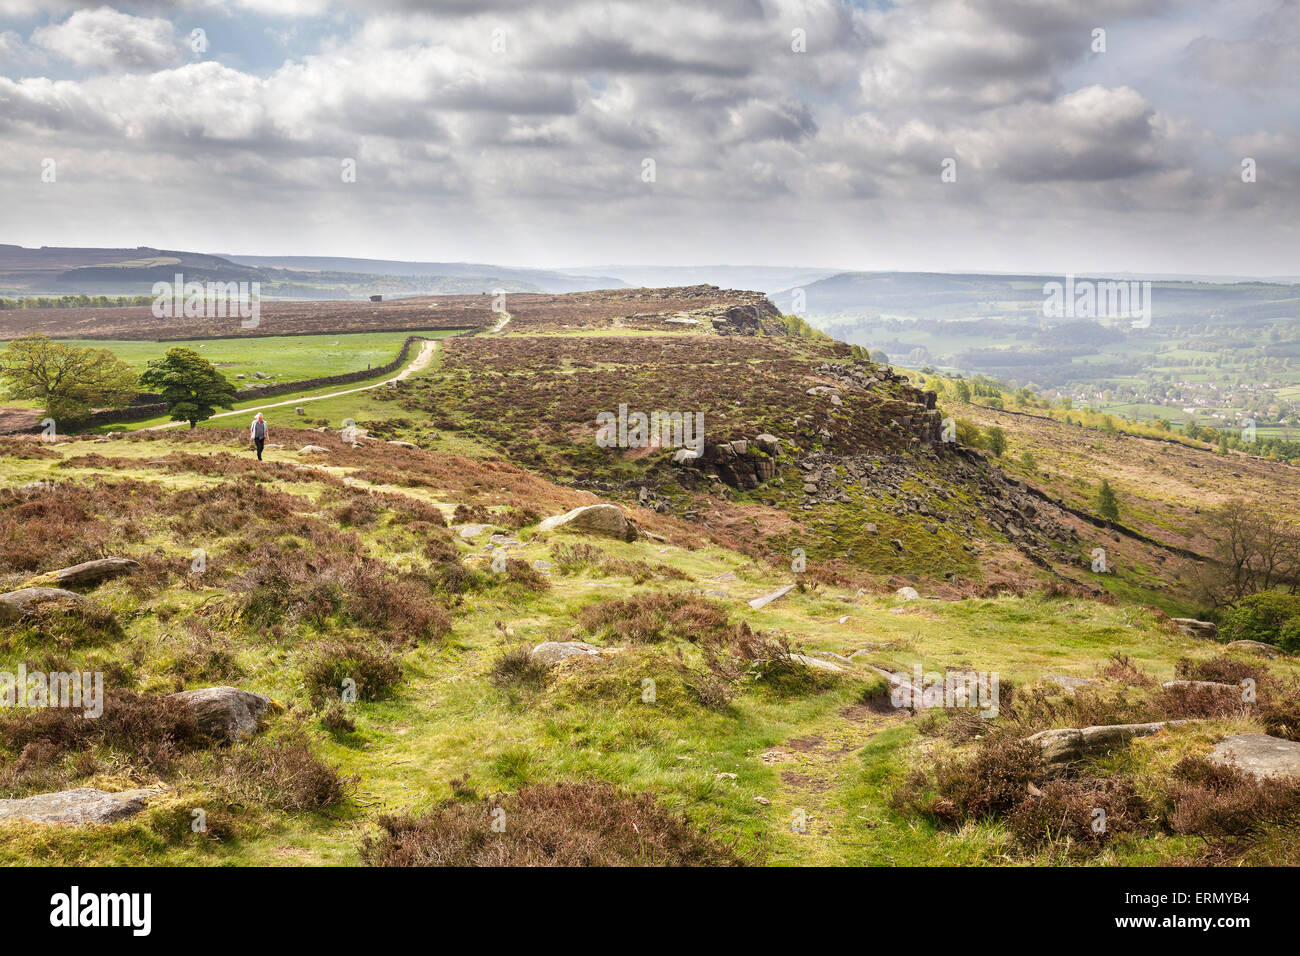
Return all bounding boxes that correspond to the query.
[0,329,439,381]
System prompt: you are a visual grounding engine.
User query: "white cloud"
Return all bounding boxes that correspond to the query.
[33,8,182,72]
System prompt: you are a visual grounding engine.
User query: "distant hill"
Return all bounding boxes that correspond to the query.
[0,245,623,298]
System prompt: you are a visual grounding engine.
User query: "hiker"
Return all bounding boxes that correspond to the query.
[250,412,268,460]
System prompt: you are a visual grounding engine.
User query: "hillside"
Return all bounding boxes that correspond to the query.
[0,286,1298,868]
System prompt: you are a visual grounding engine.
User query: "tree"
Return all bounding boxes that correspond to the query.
[0,335,136,421]
[1188,500,1300,606]
[138,347,238,428]
[984,426,1007,457]
[954,380,972,402]
[1096,479,1120,522]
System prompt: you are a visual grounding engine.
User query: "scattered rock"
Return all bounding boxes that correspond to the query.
[1171,618,1218,640]
[809,650,853,666]
[538,503,636,542]
[455,524,492,540]
[1209,734,1300,781]
[715,772,737,781]
[753,796,771,805]
[895,586,920,601]
[531,560,554,573]
[168,686,275,743]
[1161,680,1239,693]
[789,654,842,673]
[1042,675,1098,693]
[0,787,153,826]
[748,583,795,610]
[531,641,602,666]
[295,407,306,416]
[19,557,138,590]
[297,445,329,454]
[386,440,418,449]
[1226,640,1282,658]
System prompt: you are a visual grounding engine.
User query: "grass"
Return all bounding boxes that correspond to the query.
[2,432,1289,865]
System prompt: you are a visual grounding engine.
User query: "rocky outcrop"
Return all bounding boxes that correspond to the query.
[0,587,94,624]
[168,686,274,742]
[538,504,636,542]
[1209,734,1300,781]
[0,787,153,825]
[19,558,138,590]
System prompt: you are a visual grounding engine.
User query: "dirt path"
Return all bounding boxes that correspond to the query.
[145,339,439,431]
[489,311,512,334]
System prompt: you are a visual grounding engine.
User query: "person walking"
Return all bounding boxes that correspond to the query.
[250,412,268,460]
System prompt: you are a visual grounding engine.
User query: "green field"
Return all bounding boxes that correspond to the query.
[0,330,443,383]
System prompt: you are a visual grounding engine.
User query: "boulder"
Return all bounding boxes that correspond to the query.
[748,584,795,611]
[531,641,602,666]
[168,686,274,742]
[1171,618,1217,640]
[1042,675,1098,693]
[0,587,92,624]
[455,523,492,540]
[295,407,306,416]
[1209,734,1300,781]
[1161,680,1239,693]
[1028,720,1184,767]
[387,440,418,449]
[298,445,329,454]
[895,586,920,600]
[754,433,780,454]
[0,787,153,826]
[19,557,138,590]
[538,504,635,542]
[1226,640,1282,658]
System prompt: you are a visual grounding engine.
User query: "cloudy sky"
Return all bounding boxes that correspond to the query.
[0,0,1296,275]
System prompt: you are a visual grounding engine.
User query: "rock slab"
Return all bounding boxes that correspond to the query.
[0,787,153,826]
[1209,734,1300,781]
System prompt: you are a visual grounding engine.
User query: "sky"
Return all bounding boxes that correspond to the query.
[0,0,1296,276]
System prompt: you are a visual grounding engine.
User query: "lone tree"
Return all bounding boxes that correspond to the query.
[138,347,238,428]
[1097,479,1120,522]
[984,425,1007,457]
[1188,500,1300,606]
[0,335,136,421]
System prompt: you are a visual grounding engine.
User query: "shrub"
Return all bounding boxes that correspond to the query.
[892,734,1044,827]
[219,730,353,812]
[488,646,550,691]
[359,781,740,866]
[303,642,401,707]
[0,688,206,778]
[1167,756,1300,848]
[577,592,730,645]
[551,542,604,574]
[1221,592,1300,646]
[1007,776,1150,855]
